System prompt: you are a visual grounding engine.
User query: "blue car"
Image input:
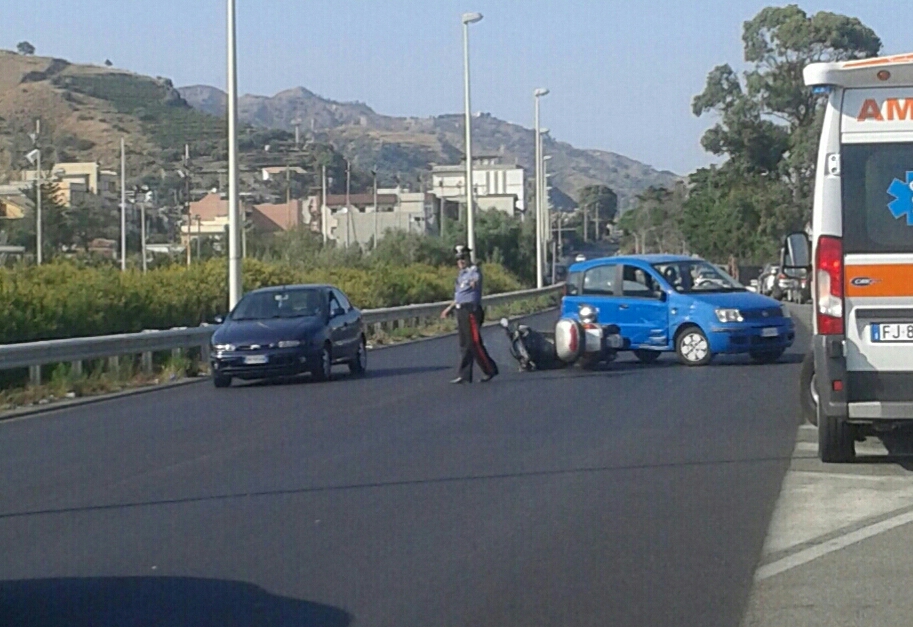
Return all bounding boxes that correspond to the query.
[561,255,795,366]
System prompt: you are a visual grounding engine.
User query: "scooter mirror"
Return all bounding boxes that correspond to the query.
[499,318,510,328]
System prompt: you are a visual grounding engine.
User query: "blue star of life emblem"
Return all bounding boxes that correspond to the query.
[887,171,913,226]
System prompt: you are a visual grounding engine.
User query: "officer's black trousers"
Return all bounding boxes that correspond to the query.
[456,304,498,381]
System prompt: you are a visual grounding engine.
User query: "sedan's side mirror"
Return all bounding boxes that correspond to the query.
[655,291,667,302]
[332,307,346,318]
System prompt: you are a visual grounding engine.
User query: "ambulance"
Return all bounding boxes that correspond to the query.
[788,53,913,462]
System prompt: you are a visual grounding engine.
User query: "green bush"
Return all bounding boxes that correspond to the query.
[0,258,524,344]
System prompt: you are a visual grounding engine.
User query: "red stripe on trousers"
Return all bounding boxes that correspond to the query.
[468,312,494,375]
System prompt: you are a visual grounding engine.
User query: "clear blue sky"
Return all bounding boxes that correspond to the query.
[5,0,908,175]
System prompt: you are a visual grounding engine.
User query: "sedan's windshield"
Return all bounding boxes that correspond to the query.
[652,261,744,293]
[230,289,324,320]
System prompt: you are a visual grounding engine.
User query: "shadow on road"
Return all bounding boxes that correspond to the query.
[858,426,913,471]
[0,577,352,627]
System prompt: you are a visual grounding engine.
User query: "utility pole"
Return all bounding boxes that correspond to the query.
[345,158,351,248]
[183,144,191,267]
[120,137,126,271]
[372,167,378,249]
[462,12,483,263]
[29,120,42,265]
[321,165,328,244]
[533,88,549,288]
[227,0,242,310]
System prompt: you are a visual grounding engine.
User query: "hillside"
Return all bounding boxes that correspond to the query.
[0,51,229,180]
[0,49,679,211]
[180,85,680,210]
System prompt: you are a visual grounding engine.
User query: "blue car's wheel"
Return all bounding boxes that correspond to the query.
[676,326,712,366]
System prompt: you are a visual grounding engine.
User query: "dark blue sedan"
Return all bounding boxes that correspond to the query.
[209,284,366,387]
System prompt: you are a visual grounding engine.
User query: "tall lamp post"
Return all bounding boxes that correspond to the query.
[533,88,549,288]
[226,0,242,309]
[372,167,378,249]
[26,120,41,265]
[462,12,483,262]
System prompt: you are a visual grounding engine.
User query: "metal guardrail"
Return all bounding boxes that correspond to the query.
[0,284,563,383]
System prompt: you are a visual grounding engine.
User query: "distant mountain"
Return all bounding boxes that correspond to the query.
[179,85,680,211]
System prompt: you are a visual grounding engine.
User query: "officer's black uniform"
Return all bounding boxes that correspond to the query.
[445,247,498,384]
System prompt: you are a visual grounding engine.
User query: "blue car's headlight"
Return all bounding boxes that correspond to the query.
[715,308,744,323]
[213,343,236,352]
[277,340,302,348]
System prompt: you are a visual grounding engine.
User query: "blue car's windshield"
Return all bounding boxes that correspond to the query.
[652,260,745,293]
[230,289,325,320]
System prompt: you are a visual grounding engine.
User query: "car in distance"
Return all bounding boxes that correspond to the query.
[562,254,796,366]
[209,284,366,387]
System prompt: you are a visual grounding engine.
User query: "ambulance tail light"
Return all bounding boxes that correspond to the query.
[816,235,844,335]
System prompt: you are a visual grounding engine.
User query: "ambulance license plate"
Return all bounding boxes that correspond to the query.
[871,323,913,343]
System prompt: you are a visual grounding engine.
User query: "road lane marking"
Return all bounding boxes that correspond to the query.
[755,509,913,581]
[790,470,912,482]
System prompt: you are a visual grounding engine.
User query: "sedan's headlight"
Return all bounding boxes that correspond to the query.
[277,340,302,348]
[213,343,236,352]
[715,308,744,323]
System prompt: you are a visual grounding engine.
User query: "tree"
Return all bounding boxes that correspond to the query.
[577,185,618,238]
[689,5,882,258]
[67,195,116,253]
[8,180,70,259]
[617,184,687,255]
[16,41,35,56]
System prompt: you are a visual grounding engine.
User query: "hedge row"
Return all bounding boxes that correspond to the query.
[0,259,524,344]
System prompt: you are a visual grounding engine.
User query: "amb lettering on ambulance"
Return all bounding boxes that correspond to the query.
[801,51,913,462]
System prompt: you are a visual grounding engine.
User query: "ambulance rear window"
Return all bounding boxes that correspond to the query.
[842,142,913,254]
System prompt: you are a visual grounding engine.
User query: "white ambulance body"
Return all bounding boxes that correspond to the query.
[802,53,913,461]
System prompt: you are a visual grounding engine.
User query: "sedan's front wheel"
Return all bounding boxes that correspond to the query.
[349,337,367,375]
[312,345,333,382]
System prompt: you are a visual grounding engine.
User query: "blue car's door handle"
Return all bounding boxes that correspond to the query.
[618,304,629,310]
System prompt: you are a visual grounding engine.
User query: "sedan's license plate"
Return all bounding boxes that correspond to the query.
[761,327,779,338]
[872,323,913,343]
[243,355,268,365]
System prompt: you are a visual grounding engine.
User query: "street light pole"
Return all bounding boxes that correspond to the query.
[372,167,378,249]
[533,88,549,288]
[30,120,42,265]
[345,158,351,248]
[227,0,242,310]
[462,12,483,263]
[120,137,126,271]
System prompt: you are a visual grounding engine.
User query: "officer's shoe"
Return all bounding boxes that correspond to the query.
[480,372,498,383]
[450,377,468,384]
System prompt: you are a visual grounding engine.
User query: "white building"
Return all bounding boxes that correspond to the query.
[430,157,525,216]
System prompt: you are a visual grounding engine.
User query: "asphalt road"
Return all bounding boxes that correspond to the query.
[0,312,805,627]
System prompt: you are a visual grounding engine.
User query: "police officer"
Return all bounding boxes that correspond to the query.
[440,245,499,383]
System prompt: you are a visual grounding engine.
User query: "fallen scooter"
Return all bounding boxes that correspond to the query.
[500,304,625,371]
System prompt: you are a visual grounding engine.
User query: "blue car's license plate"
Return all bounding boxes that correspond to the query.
[243,355,268,365]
